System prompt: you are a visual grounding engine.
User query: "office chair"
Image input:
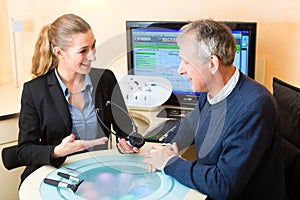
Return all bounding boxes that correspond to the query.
[2,145,23,170]
[273,77,300,200]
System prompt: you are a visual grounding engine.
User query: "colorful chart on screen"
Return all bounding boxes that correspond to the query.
[40,155,189,199]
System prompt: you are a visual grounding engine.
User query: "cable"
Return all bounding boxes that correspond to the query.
[106,101,137,133]
[95,101,145,148]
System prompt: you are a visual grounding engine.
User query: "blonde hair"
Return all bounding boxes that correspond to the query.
[31,13,91,77]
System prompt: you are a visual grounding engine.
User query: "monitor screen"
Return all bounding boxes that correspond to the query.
[126,21,257,107]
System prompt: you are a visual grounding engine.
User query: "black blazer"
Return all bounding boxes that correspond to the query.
[17,68,131,184]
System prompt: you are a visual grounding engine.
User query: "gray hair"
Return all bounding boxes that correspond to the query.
[179,19,236,66]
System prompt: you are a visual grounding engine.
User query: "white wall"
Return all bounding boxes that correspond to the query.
[2,0,300,90]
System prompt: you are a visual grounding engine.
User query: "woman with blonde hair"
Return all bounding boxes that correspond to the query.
[17,13,131,185]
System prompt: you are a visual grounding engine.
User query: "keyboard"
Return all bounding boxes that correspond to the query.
[144,119,180,143]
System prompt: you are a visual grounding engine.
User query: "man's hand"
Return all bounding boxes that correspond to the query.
[116,138,140,154]
[53,134,108,158]
[143,142,178,172]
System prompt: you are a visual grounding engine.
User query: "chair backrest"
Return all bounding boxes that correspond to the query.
[2,145,23,170]
[273,77,300,200]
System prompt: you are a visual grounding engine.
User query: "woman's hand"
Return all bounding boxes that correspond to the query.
[53,134,108,158]
[116,138,140,154]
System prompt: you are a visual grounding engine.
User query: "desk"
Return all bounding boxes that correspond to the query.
[129,106,192,134]
[19,142,206,199]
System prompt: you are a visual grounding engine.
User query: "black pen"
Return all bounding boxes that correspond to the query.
[43,178,83,193]
[57,172,80,182]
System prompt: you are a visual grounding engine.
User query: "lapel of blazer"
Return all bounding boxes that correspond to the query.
[47,70,72,133]
[89,68,102,103]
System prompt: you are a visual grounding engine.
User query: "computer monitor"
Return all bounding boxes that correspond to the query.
[126,20,257,107]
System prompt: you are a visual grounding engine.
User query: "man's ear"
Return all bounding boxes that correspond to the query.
[210,55,219,75]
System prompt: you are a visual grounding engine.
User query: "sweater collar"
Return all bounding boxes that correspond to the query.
[207,68,240,105]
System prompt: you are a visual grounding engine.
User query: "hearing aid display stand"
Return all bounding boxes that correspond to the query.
[118,75,172,111]
[19,142,206,200]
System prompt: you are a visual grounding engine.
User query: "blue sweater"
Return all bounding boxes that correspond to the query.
[164,74,287,200]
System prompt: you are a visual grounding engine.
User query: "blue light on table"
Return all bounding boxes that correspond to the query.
[40,155,190,199]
